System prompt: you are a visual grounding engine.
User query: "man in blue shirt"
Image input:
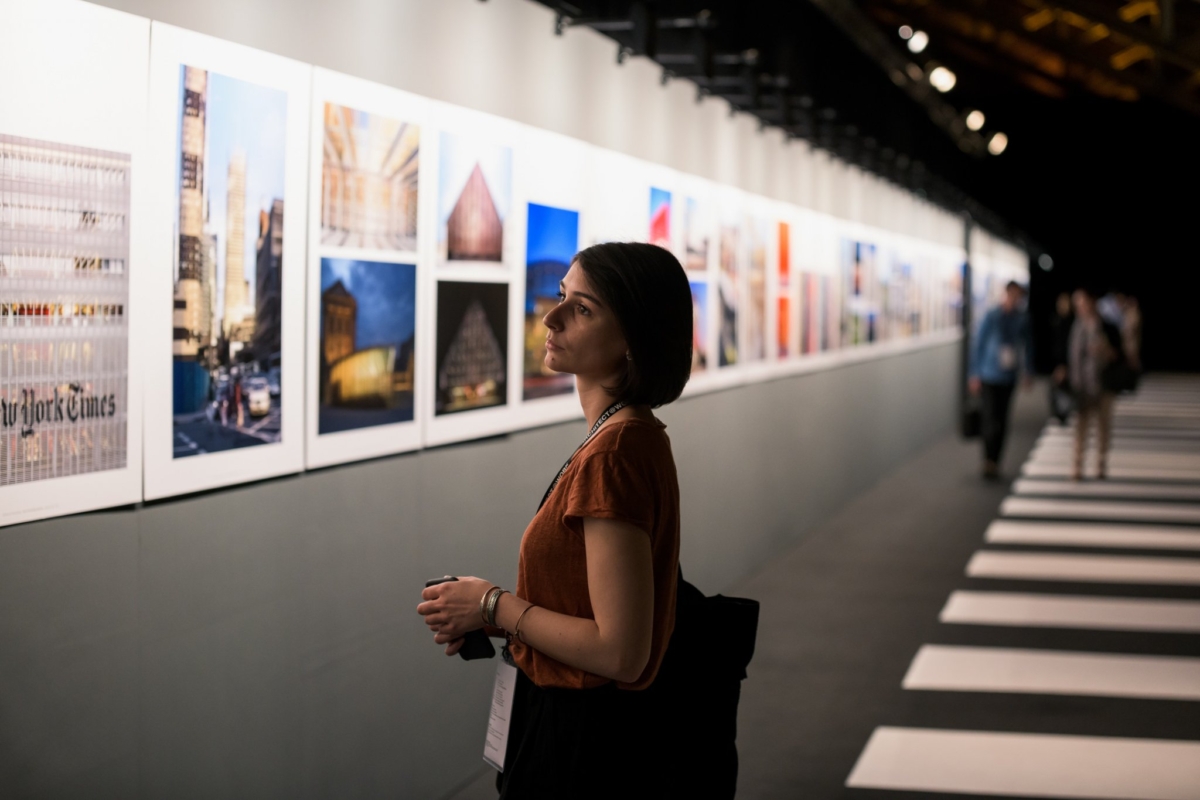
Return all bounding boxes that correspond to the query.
[969,281,1033,479]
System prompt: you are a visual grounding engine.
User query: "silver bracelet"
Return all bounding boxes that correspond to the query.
[486,588,508,628]
[479,587,500,626]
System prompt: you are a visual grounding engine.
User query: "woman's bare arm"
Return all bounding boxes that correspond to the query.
[417,517,654,683]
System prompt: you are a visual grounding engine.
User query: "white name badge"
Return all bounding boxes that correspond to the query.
[483,658,518,772]
[998,345,1016,370]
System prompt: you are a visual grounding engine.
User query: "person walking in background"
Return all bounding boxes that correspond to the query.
[1120,293,1143,375]
[1068,288,1122,480]
[1050,292,1074,425]
[969,280,1033,479]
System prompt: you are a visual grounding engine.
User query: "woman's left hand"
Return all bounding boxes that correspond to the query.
[417,576,495,644]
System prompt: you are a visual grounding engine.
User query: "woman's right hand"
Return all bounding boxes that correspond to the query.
[417,576,494,643]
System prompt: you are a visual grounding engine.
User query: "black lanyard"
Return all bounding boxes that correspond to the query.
[537,401,627,512]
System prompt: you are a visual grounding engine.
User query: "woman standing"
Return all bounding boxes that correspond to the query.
[417,243,693,798]
[1068,288,1121,480]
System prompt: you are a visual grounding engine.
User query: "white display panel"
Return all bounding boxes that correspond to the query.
[509,126,589,433]
[0,0,149,527]
[304,68,429,469]
[422,102,524,448]
[142,23,311,500]
[677,173,719,396]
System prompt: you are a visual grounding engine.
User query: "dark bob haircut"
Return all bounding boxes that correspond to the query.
[572,242,693,408]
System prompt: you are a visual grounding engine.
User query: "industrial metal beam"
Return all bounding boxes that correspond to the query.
[930,0,1200,114]
[1043,0,1200,71]
[805,0,988,154]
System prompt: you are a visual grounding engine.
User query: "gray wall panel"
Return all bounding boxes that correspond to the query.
[1,341,956,798]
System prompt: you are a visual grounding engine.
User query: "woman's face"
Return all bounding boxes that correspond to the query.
[542,262,628,381]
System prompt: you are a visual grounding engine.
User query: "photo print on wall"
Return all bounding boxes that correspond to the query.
[649,187,670,249]
[842,239,877,345]
[318,258,415,434]
[321,103,419,251]
[171,65,287,459]
[718,224,739,367]
[438,132,511,264]
[0,135,131,486]
[800,272,822,354]
[524,202,578,400]
[690,281,708,373]
[436,281,508,415]
[777,221,791,358]
[683,196,708,272]
[745,218,767,362]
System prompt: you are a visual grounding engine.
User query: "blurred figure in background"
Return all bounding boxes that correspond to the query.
[1120,293,1143,375]
[969,280,1033,479]
[1050,292,1074,425]
[1097,289,1125,328]
[1068,288,1122,480]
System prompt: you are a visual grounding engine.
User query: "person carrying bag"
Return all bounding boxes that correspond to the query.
[418,243,758,799]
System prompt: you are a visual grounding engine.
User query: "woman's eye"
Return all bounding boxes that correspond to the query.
[555,291,566,302]
[577,304,590,316]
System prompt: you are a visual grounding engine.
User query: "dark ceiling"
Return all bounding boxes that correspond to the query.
[532,0,1200,369]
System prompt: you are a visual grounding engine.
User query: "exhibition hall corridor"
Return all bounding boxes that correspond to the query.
[448,379,1200,800]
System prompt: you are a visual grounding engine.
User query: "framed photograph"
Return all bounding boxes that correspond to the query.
[422,278,515,447]
[305,69,428,469]
[0,0,149,527]
[142,23,310,500]
[504,127,592,431]
[743,215,769,364]
[434,105,518,269]
[682,189,713,274]
[522,202,578,402]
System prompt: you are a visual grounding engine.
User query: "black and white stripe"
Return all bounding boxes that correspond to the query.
[846,376,1200,799]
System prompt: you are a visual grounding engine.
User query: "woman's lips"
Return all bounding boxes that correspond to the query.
[545,338,562,352]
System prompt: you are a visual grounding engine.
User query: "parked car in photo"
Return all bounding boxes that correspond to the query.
[267,367,281,398]
[245,376,272,417]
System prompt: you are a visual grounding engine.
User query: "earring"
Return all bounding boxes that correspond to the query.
[626,351,632,361]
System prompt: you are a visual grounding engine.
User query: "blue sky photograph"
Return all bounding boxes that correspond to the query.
[525,203,578,314]
[650,187,671,219]
[175,66,287,321]
[322,258,417,348]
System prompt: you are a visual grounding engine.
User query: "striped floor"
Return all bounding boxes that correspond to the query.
[845,375,1200,800]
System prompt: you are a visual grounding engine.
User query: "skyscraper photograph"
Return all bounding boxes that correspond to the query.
[171,64,288,458]
[0,134,131,486]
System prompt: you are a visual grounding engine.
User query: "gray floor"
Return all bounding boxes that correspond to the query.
[446,388,1045,800]
[732,391,1047,799]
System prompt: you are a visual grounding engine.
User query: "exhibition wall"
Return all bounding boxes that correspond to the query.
[0,0,1024,796]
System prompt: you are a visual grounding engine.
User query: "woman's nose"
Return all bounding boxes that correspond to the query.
[543,304,563,330]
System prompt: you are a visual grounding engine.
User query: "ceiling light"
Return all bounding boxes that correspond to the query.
[988,132,1009,155]
[1038,253,1054,271]
[908,30,929,53]
[965,110,985,131]
[899,25,913,40]
[929,66,956,92]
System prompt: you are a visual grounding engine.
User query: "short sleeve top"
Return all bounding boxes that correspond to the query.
[510,418,680,691]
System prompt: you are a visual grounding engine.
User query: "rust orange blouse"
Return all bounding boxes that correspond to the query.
[510,417,680,690]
